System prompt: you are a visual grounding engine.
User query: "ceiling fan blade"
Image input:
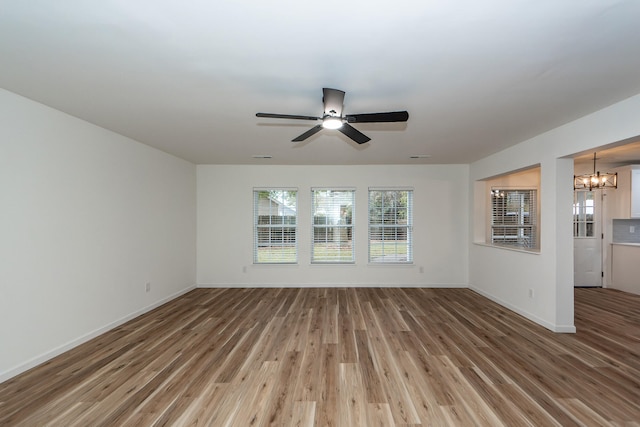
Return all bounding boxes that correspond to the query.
[338,123,371,144]
[256,112,320,121]
[292,124,323,142]
[345,111,409,123]
[322,88,345,117]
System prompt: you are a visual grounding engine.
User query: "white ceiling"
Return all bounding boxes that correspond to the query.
[574,138,640,168]
[2,1,640,165]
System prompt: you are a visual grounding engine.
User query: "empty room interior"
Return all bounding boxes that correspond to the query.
[2,1,640,425]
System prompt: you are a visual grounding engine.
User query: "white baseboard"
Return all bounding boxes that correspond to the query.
[468,285,576,334]
[0,284,197,384]
[553,324,577,333]
[197,283,468,288]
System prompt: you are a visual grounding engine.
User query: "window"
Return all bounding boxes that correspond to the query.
[312,189,354,263]
[368,189,413,263]
[254,189,297,263]
[490,188,538,250]
[573,191,595,237]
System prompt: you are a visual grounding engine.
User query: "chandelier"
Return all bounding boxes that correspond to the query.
[573,152,617,190]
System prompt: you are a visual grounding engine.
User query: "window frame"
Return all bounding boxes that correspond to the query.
[253,188,298,264]
[368,188,414,264]
[311,188,355,264]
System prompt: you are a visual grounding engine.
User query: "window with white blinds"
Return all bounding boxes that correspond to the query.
[490,188,538,250]
[368,189,413,263]
[311,189,354,263]
[253,189,297,263]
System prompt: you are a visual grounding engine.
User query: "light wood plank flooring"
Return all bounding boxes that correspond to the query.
[1,288,639,426]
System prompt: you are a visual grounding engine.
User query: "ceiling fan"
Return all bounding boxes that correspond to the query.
[256,88,409,144]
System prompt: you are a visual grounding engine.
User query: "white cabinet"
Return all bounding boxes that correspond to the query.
[611,244,640,296]
[607,166,640,219]
[632,169,640,218]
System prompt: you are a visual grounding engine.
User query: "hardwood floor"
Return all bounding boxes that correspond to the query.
[1,287,639,426]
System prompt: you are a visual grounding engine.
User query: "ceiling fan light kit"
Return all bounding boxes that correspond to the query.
[322,116,343,129]
[256,88,409,144]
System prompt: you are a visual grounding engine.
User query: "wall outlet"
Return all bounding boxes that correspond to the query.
[145,282,151,292]
[631,226,635,233]
[419,266,424,274]
[528,289,534,298]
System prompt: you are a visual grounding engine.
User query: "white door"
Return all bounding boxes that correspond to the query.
[573,191,602,287]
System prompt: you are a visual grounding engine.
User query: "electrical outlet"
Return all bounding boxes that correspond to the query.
[145,282,151,292]
[419,266,424,274]
[528,289,534,298]
[630,226,635,233]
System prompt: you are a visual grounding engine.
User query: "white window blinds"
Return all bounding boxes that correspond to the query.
[368,189,413,263]
[490,188,538,250]
[253,189,298,263]
[311,189,355,263]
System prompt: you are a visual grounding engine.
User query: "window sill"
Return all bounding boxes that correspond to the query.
[473,242,541,255]
[253,262,299,266]
[368,262,414,266]
[310,261,356,265]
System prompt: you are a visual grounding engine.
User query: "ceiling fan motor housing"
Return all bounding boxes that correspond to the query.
[256,88,409,144]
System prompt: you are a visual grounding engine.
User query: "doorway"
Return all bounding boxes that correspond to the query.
[573,190,602,287]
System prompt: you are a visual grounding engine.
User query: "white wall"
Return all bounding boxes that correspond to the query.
[0,89,197,381]
[198,164,469,287]
[469,93,640,332]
